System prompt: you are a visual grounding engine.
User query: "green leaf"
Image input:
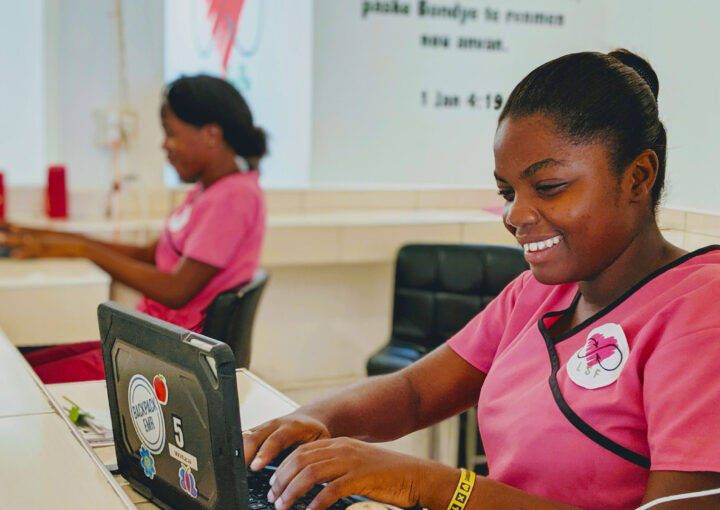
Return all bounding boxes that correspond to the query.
[68,405,80,423]
[63,395,93,425]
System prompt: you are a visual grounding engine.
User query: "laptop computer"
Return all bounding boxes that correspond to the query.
[99,302,364,510]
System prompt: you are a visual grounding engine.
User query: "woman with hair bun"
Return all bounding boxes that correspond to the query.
[1,75,266,383]
[241,51,720,509]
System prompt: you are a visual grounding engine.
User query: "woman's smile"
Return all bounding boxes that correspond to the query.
[521,234,562,254]
[519,234,564,266]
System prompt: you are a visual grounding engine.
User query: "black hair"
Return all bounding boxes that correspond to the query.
[499,49,666,212]
[162,74,267,159]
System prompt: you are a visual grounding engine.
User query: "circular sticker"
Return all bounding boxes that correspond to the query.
[167,205,192,232]
[566,322,629,389]
[128,374,166,453]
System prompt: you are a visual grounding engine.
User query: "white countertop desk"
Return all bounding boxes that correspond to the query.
[0,258,111,347]
[0,322,296,509]
[0,327,53,417]
[11,208,510,268]
[0,327,134,509]
[46,369,298,508]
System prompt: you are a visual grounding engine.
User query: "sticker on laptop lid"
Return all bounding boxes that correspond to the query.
[179,464,198,498]
[153,374,168,405]
[139,445,156,479]
[129,374,166,453]
[566,322,629,389]
[169,443,198,471]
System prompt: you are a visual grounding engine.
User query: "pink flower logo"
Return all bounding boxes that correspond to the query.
[578,333,623,371]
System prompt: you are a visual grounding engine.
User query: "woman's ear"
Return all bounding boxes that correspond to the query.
[625,149,658,203]
[202,123,223,147]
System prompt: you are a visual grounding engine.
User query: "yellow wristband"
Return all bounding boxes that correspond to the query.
[447,468,476,510]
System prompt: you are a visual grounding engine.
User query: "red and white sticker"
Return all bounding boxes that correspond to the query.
[153,374,168,405]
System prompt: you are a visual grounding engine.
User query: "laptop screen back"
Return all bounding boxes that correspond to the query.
[99,302,249,510]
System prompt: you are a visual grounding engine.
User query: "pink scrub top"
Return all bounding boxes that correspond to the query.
[448,246,720,509]
[137,171,265,332]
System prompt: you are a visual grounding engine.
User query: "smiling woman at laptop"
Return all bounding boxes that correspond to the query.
[242,51,720,509]
[0,75,266,383]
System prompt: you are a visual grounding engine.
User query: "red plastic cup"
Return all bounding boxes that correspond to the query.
[46,165,68,219]
[0,172,5,220]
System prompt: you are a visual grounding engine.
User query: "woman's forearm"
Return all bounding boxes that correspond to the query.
[79,240,189,306]
[81,236,157,264]
[452,477,580,510]
[302,372,427,442]
[411,464,580,510]
[303,346,485,442]
[6,224,156,264]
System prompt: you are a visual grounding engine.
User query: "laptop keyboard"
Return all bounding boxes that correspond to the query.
[247,467,360,510]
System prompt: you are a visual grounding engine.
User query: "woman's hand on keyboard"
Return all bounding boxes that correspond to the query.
[266,436,459,510]
[243,411,331,472]
[0,228,84,258]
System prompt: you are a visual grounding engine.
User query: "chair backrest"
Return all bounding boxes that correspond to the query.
[390,244,528,353]
[201,269,269,368]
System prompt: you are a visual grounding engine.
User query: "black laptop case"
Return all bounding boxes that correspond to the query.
[99,302,249,510]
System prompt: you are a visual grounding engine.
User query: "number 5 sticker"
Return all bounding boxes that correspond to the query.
[173,415,184,448]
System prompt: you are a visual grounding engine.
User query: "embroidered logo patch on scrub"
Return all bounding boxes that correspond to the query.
[567,322,629,389]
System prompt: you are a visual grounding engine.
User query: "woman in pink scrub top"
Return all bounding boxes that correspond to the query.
[241,51,720,509]
[0,75,266,383]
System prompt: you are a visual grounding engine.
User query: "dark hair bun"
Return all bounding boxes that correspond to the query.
[609,49,659,100]
[250,127,268,157]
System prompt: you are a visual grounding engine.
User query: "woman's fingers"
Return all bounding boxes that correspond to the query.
[308,477,357,510]
[243,419,296,470]
[242,424,275,467]
[269,440,331,499]
[10,248,31,259]
[244,415,330,471]
[0,231,21,246]
[270,439,360,510]
[270,459,342,510]
[0,232,35,258]
[251,427,297,470]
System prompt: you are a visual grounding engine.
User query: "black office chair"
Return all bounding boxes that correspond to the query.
[365,244,528,472]
[366,244,528,375]
[202,269,269,369]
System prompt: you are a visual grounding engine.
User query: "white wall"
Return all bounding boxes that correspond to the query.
[0,1,45,186]
[310,0,607,188]
[606,0,720,213]
[164,0,314,188]
[44,0,165,191]
[4,1,720,214]
[309,0,720,210]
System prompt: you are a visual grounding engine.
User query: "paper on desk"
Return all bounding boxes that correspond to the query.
[71,408,115,446]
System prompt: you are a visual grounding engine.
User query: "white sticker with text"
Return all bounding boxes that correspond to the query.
[169,443,198,471]
[128,374,166,453]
